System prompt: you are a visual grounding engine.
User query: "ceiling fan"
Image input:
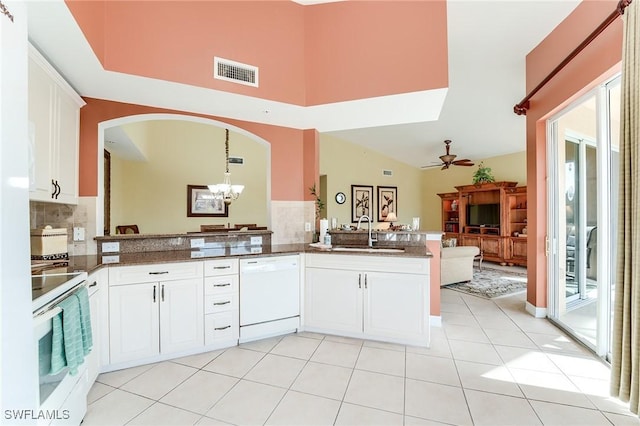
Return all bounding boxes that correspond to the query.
[422,140,475,170]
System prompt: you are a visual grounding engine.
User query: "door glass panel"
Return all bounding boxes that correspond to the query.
[549,75,621,358]
[553,93,598,348]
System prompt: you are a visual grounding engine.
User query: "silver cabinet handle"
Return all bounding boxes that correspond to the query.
[153,285,156,303]
[214,325,231,330]
[213,301,231,306]
[213,266,231,270]
[213,283,231,287]
[161,284,165,302]
[358,273,361,289]
[149,271,169,275]
[88,281,97,288]
[365,274,368,289]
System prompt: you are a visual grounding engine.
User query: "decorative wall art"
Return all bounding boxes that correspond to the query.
[187,185,228,217]
[351,185,373,222]
[377,186,397,222]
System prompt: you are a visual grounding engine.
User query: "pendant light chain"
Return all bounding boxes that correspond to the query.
[225,128,230,174]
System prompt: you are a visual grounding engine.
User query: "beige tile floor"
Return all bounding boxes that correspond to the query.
[83,289,640,425]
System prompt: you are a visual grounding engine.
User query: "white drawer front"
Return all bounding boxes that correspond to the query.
[205,312,239,346]
[204,258,239,277]
[204,275,238,295]
[109,261,204,286]
[204,293,238,314]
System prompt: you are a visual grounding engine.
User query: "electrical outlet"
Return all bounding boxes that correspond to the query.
[101,255,120,264]
[250,236,262,246]
[102,242,120,253]
[305,222,311,232]
[190,238,205,248]
[73,227,85,241]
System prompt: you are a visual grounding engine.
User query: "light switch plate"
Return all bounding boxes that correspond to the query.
[305,222,312,232]
[250,236,262,246]
[102,242,120,253]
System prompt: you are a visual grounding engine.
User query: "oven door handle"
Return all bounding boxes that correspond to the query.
[33,306,62,329]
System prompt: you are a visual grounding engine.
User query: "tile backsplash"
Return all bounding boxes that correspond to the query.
[30,201,89,256]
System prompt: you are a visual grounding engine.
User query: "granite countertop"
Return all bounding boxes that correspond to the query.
[65,243,432,274]
[95,229,273,241]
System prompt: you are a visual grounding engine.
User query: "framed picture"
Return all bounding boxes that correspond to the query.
[377,186,397,222]
[187,185,228,217]
[351,185,373,222]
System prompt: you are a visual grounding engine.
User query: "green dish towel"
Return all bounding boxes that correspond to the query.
[50,286,93,375]
[75,286,93,356]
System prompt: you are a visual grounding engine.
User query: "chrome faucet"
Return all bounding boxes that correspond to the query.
[356,215,377,247]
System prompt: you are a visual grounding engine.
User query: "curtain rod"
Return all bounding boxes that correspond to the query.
[513,0,632,115]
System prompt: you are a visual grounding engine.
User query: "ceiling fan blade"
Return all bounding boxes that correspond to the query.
[420,163,443,169]
[454,162,475,167]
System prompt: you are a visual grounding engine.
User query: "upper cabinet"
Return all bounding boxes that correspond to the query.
[28,44,85,204]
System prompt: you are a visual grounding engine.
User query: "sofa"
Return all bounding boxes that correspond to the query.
[441,245,481,286]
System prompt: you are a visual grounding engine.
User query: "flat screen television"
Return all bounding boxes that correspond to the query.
[467,203,500,226]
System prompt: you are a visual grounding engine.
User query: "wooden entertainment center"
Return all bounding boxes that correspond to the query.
[438,181,527,266]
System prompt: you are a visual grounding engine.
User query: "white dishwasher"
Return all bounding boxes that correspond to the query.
[239,255,300,342]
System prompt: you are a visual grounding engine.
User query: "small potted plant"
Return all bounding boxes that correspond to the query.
[472,162,495,185]
[309,183,325,241]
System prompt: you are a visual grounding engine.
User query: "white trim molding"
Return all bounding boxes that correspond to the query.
[430,315,442,327]
[525,301,547,318]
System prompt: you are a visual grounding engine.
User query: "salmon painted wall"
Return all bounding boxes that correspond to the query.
[426,240,442,317]
[304,1,448,105]
[78,98,314,201]
[66,1,447,106]
[524,0,622,309]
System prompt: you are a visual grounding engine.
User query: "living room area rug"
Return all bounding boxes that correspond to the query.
[444,266,528,299]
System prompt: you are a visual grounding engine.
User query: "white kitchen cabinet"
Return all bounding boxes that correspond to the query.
[108,262,204,365]
[304,268,362,333]
[364,271,427,343]
[109,282,160,364]
[304,254,430,347]
[203,259,239,348]
[86,268,108,388]
[28,44,84,204]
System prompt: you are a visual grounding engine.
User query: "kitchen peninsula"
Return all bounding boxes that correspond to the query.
[80,229,437,380]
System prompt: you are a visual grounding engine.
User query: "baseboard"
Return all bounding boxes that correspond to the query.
[430,315,442,327]
[525,301,547,318]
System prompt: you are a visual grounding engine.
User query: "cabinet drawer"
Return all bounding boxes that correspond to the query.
[204,293,238,314]
[204,275,238,295]
[205,312,239,346]
[109,261,204,286]
[204,259,239,277]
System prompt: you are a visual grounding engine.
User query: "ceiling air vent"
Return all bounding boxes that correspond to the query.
[228,157,244,165]
[214,57,259,87]
[383,169,393,176]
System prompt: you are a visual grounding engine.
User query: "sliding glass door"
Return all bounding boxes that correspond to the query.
[547,76,620,358]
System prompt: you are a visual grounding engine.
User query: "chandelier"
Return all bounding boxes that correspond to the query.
[208,129,244,205]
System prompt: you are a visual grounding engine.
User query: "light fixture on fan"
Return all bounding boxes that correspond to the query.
[208,129,244,205]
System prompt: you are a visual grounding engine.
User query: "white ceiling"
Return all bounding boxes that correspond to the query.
[26,0,580,168]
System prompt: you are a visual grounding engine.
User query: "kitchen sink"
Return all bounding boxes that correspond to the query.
[331,246,405,253]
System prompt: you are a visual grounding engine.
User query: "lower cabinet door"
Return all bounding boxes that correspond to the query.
[305,268,362,333]
[364,272,428,342]
[109,283,160,364]
[159,278,204,354]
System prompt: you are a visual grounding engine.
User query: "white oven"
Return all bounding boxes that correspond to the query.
[33,272,89,425]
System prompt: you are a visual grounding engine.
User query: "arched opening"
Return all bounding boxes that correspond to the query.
[96,113,271,236]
